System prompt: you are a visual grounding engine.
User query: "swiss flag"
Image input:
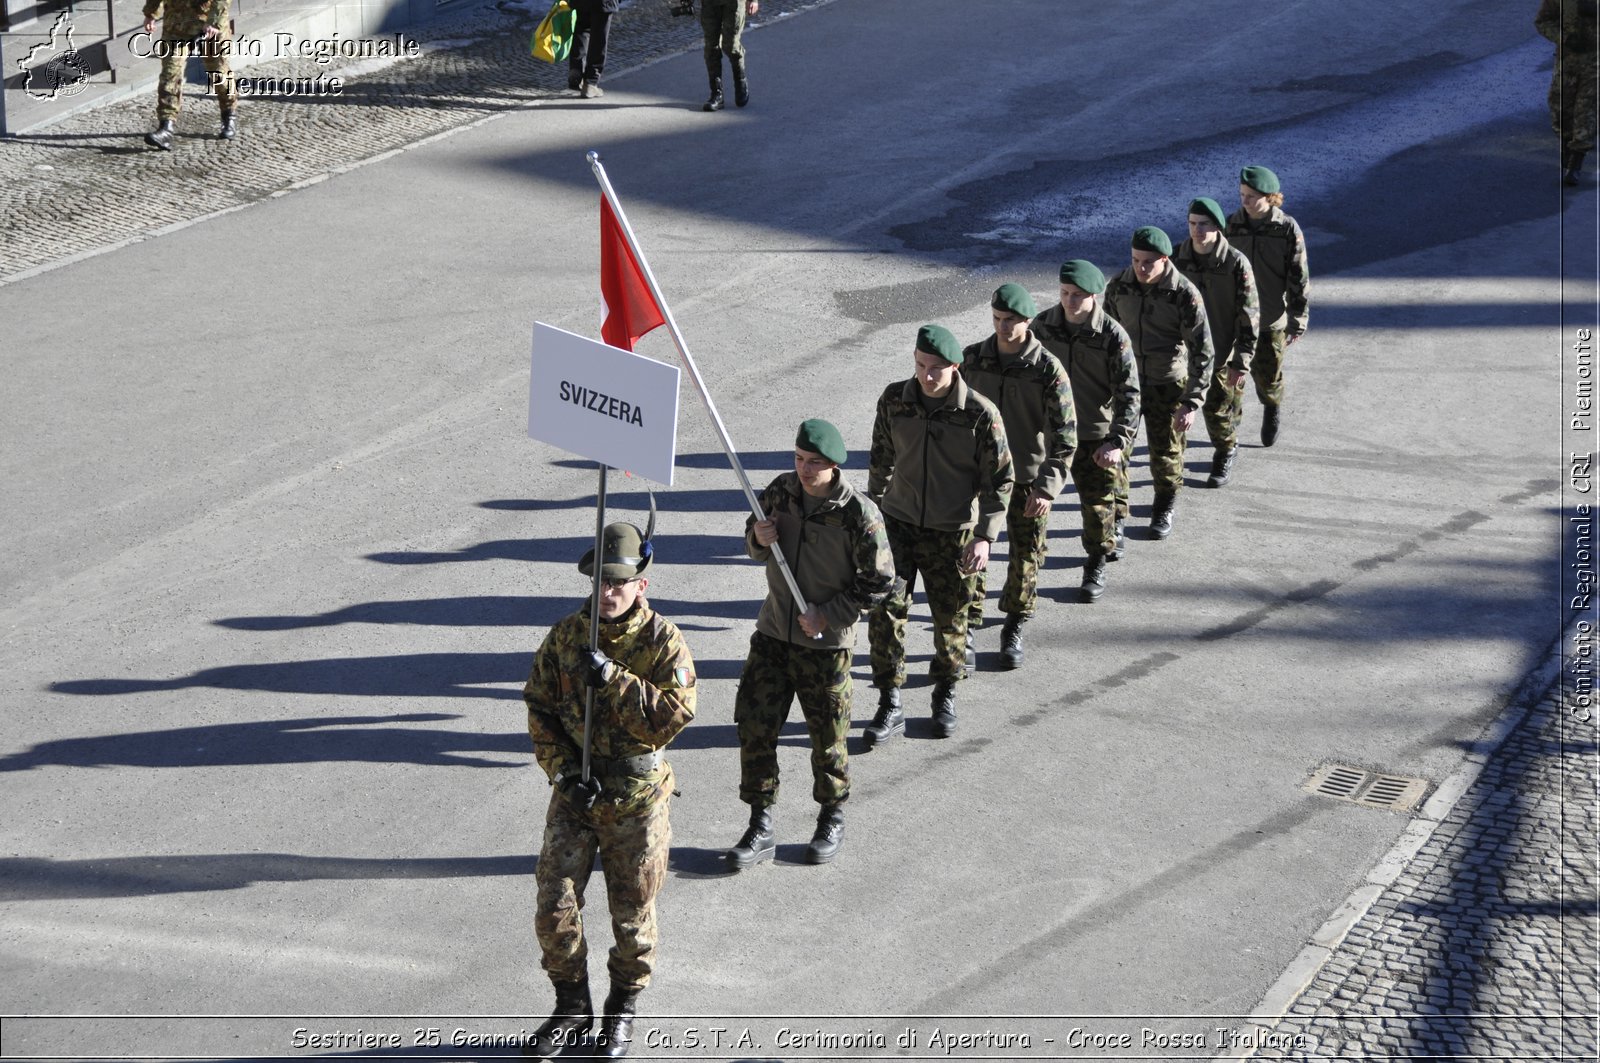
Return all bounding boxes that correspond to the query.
[599,196,666,351]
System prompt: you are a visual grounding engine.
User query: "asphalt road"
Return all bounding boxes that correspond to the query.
[0,0,1590,1058]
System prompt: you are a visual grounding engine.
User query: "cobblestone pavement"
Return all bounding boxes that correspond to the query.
[0,0,834,283]
[1241,627,1599,1062]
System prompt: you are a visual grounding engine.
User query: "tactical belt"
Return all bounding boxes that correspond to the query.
[589,750,662,778]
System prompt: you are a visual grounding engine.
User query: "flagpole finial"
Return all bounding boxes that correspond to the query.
[587,150,601,164]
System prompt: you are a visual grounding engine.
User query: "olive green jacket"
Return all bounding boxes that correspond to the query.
[1032,303,1141,449]
[1173,237,1261,374]
[1104,264,1215,410]
[867,376,1014,540]
[960,332,1077,500]
[1226,206,1311,335]
[746,471,896,649]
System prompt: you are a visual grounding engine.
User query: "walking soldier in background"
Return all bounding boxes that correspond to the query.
[1173,197,1260,488]
[140,0,237,149]
[522,522,696,1060]
[1226,165,1311,446]
[1536,0,1598,185]
[727,419,896,869]
[866,324,1013,741]
[960,283,1076,670]
[1032,261,1140,603]
[700,0,758,110]
[1104,225,1214,541]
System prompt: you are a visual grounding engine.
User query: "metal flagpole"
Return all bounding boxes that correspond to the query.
[581,463,607,782]
[586,150,819,635]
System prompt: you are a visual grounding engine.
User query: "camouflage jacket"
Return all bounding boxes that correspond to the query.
[1104,264,1215,409]
[747,471,896,649]
[1537,0,1598,52]
[868,376,1014,540]
[1226,206,1311,336]
[142,0,229,33]
[1032,303,1141,449]
[523,601,696,815]
[960,332,1077,499]
[1173,237,1261,374]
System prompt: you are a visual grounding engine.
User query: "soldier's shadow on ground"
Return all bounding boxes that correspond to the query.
[213,595,756,631]
[4,131,150,155]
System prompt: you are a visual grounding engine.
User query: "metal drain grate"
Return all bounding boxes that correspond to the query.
[1304,764,1430,813]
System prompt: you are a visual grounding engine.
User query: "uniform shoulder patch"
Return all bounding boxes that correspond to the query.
[674,666,695,688]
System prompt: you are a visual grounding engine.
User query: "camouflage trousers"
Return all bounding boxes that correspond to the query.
[1071,444,1121,558]
[1202,362,1247,452]
[1251,328,1288,408]
[869,515,973,688]
[535,786,671,992]
[155,33,237,120]
[967,489,1050,625]
[701,0,746,76]
[1118,378,1189,504]
[734,631,850,808]
[1550,55,1598,152]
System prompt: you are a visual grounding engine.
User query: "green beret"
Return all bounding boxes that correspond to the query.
[915,323,962,364]
[1131,225,1173,256]
[579,521,653,579]
[795,418,847,465]
[991,282,1037,319]
[1240,165,1281,194]
[1058,259,1106,294]
[1188,196,1226,230]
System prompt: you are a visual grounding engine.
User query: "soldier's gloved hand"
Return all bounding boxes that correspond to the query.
[580,645,616,688]
[558,772,602,810]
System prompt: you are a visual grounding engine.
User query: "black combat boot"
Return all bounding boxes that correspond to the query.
[730,56,749,107]
[1207,447,1235,488]
[1080,554,1107,603]
[1261,403,1281,447]
[523,978,591,1058]
[593,985,639,1059]
[930,680,957,738]
[1566,148,1587,186]
[726,805,775,869]
[1109,518,1126,561]
[219,111,237,140]
[998,613,1026,670]
[863,687,903,746]
[1150,492,1175,540]
[144,119,175,151]
[806,802,844,864]
[703,75,724,111]
[963,634,976,675]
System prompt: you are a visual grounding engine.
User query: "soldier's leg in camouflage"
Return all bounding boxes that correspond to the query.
[729,634,788,867]
[204,37,238,139]
[1203,364,1241,487]
[922,529,970,738]
[593,797,670,1058]
[722,0,749,106]
[1565,60,1596,184]
[1148,382,1184,539]
[1254,329,1286,446]
[1071,448,1115,602]
[145,46,187,149]
[700,1,724,110]
[864,581,908,746]
[532,795,599,1053]
[795,648,849,862]
[998,495,1046,669]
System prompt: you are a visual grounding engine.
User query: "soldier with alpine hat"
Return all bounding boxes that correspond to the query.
[866,324,1013,741]
[726,418,896,869]
[522,519,696,1059]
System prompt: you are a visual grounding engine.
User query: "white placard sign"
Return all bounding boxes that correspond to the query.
[528,322,681,486]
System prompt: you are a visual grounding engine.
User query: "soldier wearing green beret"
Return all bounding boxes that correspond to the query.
[1173,197,1261,488]
[726,419,896,868]
[1536,0,1598,185]
[1104,226,1215,540]
[1226,165,1311,447]
[522,522,696,1059]
[866,324,1014,740]
[960,283,1077,668]
[140,0,238,149]
[1032,260,1140,602]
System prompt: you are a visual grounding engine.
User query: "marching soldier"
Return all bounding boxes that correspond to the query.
[1104,226,1214,540]
[726,419,896,868]
[1226,166,1311,447]
[961,283,1076,669]
[1032,261,1140,602]
[1536,0,1598,185]
[700,0,759,110]
[866,325,1013,741]
[140,0,237,149]
[1173,197,1260,488]
[522,522,696,1060]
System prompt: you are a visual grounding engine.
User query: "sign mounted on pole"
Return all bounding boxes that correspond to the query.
[528,321,681,486]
